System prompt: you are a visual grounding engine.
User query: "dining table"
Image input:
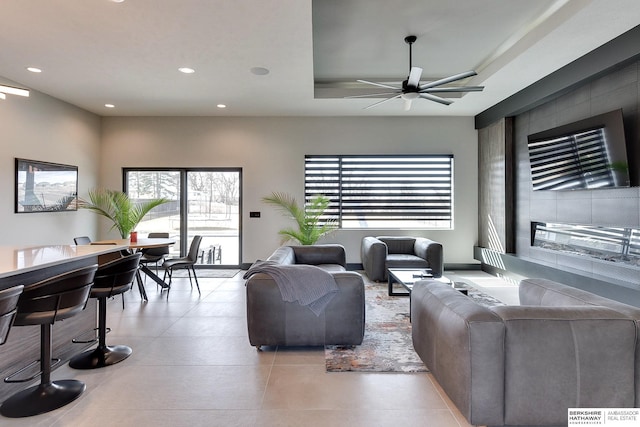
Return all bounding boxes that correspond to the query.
[91,237,176,301]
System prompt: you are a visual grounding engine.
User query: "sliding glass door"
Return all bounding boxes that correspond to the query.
[124,168,241,267]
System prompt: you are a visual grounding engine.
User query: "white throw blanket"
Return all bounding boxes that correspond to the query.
[243,260,339,316]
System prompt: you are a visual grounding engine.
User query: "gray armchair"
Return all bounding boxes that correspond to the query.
[361,236,443,281]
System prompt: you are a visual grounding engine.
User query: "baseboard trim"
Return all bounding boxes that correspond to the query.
[347,263,481,271]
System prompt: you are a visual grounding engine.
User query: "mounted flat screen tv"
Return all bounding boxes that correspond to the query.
[15,158,78,213]
[527,109,630,191]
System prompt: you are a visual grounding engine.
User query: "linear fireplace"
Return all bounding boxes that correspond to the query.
[532,222,640,268]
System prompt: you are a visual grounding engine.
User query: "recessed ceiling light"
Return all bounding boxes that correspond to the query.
[217,104,226,109]
[27,67,42,73]
[105,104,115,108]
[250,67,270,76]
[178,67,195,74]
[110,0,125,3]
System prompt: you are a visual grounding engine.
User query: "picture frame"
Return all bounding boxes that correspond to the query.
[15,158,78,213]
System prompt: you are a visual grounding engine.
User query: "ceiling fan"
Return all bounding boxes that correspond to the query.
[348,35,484,110]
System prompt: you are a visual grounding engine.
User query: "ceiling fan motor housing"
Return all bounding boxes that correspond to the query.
[402,79,419,91]
[404,35,417,44]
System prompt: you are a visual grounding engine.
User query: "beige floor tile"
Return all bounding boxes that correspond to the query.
[107,315,181,337]
[75,365,270,411]
[160,316,247,337]
[51,409,260,427]
[0,272,506,426]
[272,346,326,365]
[258,409,461,427]
[183,301,247,317]
[129,336,274,366]
[262,365,446,411]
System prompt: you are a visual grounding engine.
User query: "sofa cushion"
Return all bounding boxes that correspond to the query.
[315,264,346,273]
[519,277,640,408]
[386,254,430,270]
[520,278,640,317]
[493,305,636,425]
[266,246,296,265]
[378,236,416,254]
[291,244,346,267]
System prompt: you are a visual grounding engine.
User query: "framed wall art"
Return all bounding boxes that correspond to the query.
[15,158,78,213]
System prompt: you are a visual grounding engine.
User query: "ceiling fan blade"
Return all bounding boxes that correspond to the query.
[419,93,453,106]
[345,92,400,99]
[364,94,402,110]
[420,86,484,93]
[419,70,477,90]
[357,80,400,90]
[404,98,413,111]
[407,67,422,87]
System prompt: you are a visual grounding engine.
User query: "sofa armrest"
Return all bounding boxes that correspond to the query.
[413,238,443,277]
[291,244,346,267]
[245,270,365,347]
[361,237,387,282]
[411,281,505,426]
[492,305,637,426]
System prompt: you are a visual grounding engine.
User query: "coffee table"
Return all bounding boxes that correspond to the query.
[387,268,470,318]
[387,268,433,296]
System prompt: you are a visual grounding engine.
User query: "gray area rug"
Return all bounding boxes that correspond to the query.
[325,275,504,373]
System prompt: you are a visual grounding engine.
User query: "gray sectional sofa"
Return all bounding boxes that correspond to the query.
[245,244,365,348]
[411,277,640,427]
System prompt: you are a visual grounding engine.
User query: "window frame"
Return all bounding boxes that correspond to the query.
[305,154,454,230]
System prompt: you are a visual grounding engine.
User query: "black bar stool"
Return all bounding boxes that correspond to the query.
[69,253,141,369]
[0,285,24,345]
[0,265,97,418]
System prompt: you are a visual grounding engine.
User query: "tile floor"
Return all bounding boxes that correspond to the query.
[0,270,517,427]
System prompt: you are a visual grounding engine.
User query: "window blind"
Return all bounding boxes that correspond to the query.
[305,155,453,229]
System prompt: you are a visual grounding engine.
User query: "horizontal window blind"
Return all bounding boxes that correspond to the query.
[305,155,453,229]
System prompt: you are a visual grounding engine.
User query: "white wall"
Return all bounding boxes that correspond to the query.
[0,83,101,245]
[101,116,478,265]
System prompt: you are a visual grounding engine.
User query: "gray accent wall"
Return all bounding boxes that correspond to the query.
[512,61,640,291]
[0,79,101,245]
[478,117,513,253]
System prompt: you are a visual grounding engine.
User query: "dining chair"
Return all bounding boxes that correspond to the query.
[140,232,170,276]
[162,235,202,298]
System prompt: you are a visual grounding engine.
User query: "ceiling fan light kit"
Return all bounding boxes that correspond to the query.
[348,35,483,110]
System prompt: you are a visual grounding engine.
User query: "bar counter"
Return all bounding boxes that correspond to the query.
[0,243,127,401]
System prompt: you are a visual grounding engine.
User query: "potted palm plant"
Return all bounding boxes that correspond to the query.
[78,188,169,239]
[262,191,338,245]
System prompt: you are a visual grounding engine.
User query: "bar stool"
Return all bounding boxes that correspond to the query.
[0,285,24,345]
[69,253,141,369]
[0,265,97,418]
